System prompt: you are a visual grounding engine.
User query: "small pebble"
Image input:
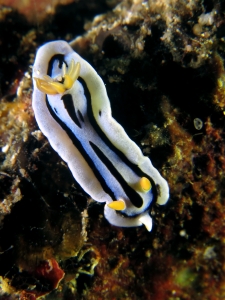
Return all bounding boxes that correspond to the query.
[194,118,203,130]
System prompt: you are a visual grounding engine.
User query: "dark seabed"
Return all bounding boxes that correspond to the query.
[0,0,225,299]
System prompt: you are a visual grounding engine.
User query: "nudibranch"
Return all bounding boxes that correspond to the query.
[32,41,169,231]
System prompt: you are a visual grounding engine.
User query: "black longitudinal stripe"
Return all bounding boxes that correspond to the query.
[46,96,116,201]
[78,76,157,203]
[90,141,143,208]
[61,94,81,128]
[78,77,148,178]
[78,110,84,123]
[47,54,67,77]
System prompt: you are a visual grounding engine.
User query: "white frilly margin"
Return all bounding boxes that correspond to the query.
[104,204,153,231]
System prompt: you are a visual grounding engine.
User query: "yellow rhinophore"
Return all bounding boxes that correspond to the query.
[107,200,126,211]
[138,177,152,193]
[139,177,152,193]
[34,59,80,95]
[131,177,151,193]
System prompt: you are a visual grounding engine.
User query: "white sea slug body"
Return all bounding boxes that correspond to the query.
[32,40,169,231]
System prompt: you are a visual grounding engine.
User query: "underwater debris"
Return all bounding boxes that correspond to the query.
[193,118,203,130]
[19,258,65,299]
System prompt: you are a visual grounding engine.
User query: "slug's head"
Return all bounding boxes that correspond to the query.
[34,59,80,95]
[106,176,154,231]
[107,176,152,210]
